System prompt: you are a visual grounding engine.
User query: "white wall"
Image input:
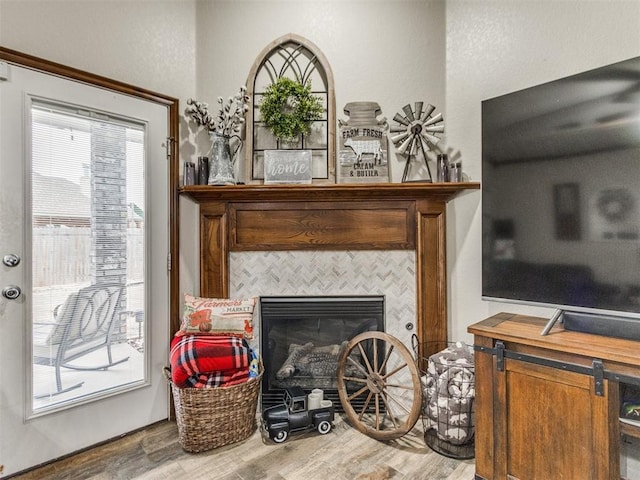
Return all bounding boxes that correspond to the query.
[445,0,640,342]
[188,0,446,182]
[0,0,196,99]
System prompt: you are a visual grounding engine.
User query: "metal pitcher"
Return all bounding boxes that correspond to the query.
[208,132,242,185]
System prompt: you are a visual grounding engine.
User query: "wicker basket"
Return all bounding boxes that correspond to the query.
[163,364,263,453]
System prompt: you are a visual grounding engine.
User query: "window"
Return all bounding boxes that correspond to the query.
[245,34,336,183]
[30,99,146,413]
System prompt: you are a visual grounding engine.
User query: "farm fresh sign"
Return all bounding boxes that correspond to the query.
[264,150,313,184]
[338,102,389,184]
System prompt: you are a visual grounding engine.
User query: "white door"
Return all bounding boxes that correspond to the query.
[0,62,169,477]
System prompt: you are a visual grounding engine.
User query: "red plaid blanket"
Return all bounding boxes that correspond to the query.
[183,370,250,388]
[170,335,251,388]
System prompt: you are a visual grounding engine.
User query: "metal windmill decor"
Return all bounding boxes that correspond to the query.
[390,102,445,182]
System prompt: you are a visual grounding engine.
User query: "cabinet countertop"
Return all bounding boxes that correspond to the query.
[468,312,640,370]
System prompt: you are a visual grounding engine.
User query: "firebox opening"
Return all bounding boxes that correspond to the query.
[260,295,385,412]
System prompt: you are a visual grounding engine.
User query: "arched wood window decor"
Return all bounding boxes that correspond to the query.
[244,33,336,184]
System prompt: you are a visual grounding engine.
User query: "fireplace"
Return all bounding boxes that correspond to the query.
[178,183,480,383]
[260,295,385,411]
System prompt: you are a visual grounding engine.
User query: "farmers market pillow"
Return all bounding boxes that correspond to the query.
[178,294,256,339]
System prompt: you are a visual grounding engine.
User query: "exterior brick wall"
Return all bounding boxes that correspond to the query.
[91,123,128,338]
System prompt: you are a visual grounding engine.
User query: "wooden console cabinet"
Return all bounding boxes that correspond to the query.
[469,313,640,480]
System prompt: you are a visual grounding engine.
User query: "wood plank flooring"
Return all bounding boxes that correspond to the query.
[12,415,475,480]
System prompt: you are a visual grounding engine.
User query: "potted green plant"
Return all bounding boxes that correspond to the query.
[259,77,324,142]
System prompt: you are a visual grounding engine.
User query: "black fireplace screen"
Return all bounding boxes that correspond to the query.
[260,295,385,412]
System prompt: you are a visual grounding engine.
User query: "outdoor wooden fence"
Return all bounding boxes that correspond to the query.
[32,227,144,287]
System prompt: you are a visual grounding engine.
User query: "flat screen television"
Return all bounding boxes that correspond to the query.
[482,56,640,339]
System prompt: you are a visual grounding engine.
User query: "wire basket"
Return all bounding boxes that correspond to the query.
[163,363,263,453]
[414,339,475,459]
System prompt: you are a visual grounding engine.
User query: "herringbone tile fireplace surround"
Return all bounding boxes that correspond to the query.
[229,250,417,349]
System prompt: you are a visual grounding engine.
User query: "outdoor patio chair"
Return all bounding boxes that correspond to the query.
[33,283,130,397]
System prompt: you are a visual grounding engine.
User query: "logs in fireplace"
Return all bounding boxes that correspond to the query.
[260,296,385,412]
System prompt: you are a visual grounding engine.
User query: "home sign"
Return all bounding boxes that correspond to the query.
[264,150,313,184]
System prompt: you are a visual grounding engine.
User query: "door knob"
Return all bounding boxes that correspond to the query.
[2,285,21,300]
[3,254,20,267]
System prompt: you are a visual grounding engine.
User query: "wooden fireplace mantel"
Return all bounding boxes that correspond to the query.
[180,182,480,352]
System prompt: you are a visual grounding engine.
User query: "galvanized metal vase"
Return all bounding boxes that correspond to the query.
[208,132,241,185]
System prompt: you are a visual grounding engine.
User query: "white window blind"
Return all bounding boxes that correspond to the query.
[30,99,147,411]
[31,101,145,284]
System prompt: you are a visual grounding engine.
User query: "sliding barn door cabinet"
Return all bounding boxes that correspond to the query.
[469,313,640,480]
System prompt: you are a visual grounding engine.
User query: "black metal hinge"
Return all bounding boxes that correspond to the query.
[593,359,604,396]
[496,340,505,372]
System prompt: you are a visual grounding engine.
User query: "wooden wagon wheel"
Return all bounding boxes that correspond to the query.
[337,331,422,441]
